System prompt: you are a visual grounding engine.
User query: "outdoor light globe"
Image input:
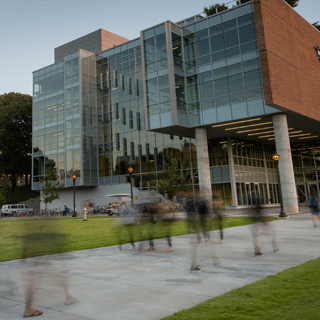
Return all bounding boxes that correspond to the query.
[72,174,77,180]
[128,167,134,173]
[272,154,280,161]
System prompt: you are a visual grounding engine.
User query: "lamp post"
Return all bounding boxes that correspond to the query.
[272,154,286,217]
[72,174,77,217]
[128,167,134,207]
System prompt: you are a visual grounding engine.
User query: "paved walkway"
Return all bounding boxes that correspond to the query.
[0,213,319,319]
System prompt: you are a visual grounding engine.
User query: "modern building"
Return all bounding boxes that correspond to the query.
[32,0,320,212]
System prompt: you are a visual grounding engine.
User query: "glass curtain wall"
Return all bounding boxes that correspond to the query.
[231,138,278,205]
[32,52,80,189]
[96,37,197,190]
[143,24,173,130]
[182,3,265,127]
[292,141,320,202]
[80,50,98,186]
[65,53,81,186]
[206,137,280,206]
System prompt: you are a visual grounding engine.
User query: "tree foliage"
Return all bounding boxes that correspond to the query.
[284,0,299,7]
[156,157,192,202]
[313,22,320,31]
[236,0,252,5]
[0,92,32,190]
[204,3,228,17]
[204,0,299,17]
[0,185,12,208]
[38,168,63,212]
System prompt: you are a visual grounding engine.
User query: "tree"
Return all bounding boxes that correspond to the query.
[38,168,63,213]
[312,22,320,31]
[0,92,32,190]
[204,3,228,17]
[284,0,299,7]
[156,157,192,202]
[0,185,11,209]
[236,0,252,5]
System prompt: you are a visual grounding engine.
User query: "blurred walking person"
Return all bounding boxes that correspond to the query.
[213,191,224,244]
[185,194,201,272]
[141,203,157,251]
[117,205,141,251]
[308,195,320,227]
[196,197,211,243]
[158,201,175,252]
[21,217,77,317]
[185,194,200,241]
[249,192,278,257]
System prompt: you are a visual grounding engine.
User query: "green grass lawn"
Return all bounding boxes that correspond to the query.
[0,216,272,262]
[161,258,320,320]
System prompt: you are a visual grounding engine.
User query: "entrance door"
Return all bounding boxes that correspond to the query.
[245,183,260,205]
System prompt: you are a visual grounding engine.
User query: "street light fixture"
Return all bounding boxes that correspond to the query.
[272,154,286,217]
[128,167,134,207]
[72,174,77,217]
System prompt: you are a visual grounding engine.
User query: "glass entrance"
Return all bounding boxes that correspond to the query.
[245,183,261,205]
[237,182,269,205]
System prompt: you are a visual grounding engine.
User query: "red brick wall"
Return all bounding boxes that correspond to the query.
[101,29,129,51]
[253,0,320,120]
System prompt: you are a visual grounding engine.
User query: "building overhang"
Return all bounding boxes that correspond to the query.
[149,110,320,146]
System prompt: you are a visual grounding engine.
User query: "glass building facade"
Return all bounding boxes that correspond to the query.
[142,3,275,131]
[95,38,196,190]
[32,1,320,207]
[33,50,98,188]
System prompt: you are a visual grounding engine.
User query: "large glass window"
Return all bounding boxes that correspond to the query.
[196,39,210,57]
[147,78,158,105]
[228,74,244,93]
[209,24,223,37]
[227,63,242,76]
[224,29,239,48]
[194,29,208,42]
[156,33,167,62]
[197,55,211,66]
[223,19,237,32]
[198,71,213,83]
[239,24,256,44]
[158,74,170,103]
[238,13,254,28]
[199,81,214,99]
[241,41,258,54]
[213,67,227,79]
[214,78,229,96]
[211,50,226,62]
[244,70,262,90]
[144,37,156,64]
[242,58,259,72]
[172,33,183,69]
[210,34,225,52]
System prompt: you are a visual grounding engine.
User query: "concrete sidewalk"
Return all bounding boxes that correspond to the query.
[0,214,319,320]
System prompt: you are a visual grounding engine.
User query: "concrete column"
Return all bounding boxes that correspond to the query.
[195,128,212,205]
[227,137,238,207]
[273,114,299,213]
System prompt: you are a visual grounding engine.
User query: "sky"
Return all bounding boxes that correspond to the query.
[0,0,319,96]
